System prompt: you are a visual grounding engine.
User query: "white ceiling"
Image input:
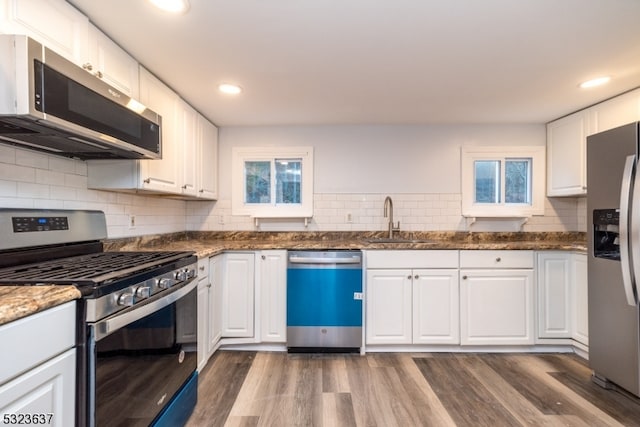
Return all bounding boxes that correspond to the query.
[68,0,640,127]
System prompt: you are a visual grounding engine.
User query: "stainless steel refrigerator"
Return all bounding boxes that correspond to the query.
[588,121,640,396]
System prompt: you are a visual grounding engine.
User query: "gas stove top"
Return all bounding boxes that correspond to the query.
[0,251,194,286]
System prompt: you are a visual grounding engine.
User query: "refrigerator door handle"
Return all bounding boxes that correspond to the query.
[620,154,638,306]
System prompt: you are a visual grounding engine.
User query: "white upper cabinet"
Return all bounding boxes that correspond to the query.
[588,89,640,135]
[179,99,199,197]
[87,73,219,199]
[0,1,140,100]
[0,0,88,64]
[546,111,588,197]
[86,23,139,98]
[197,115,219,200]
[547,89,640,197]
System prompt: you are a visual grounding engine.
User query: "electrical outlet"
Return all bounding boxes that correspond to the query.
[346,212,353,223]
[128,215,136,229]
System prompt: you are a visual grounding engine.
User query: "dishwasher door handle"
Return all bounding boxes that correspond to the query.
[288,256,361,265]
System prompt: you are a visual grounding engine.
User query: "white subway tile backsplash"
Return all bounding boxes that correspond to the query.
[3,146,586,237]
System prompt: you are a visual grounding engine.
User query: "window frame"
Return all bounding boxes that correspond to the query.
[232,146,314,218]
[461,146,545,217]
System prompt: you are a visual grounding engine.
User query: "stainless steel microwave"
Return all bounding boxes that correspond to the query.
[0,35,161,160]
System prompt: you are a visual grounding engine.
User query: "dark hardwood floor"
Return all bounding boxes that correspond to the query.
[186,351,640,426]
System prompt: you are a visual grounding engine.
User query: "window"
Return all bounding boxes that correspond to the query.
[232,147,313,217]
[461,146,545,217]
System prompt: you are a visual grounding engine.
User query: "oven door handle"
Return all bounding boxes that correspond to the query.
[95,279,197,341]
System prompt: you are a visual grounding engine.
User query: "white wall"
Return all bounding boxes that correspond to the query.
[0,144,186,238]
[188,124,586,233]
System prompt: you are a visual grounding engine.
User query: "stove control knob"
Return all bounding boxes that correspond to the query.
[117,292,134,307]
[175,270,187,281]
[158,278,174,289]
[186,269,196,279]
[135,286,151,299]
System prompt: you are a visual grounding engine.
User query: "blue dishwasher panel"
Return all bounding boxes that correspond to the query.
[287,268,362,327]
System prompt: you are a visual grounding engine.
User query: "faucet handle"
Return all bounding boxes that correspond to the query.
[393,221,401,231]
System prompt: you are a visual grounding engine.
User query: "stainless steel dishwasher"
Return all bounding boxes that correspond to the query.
[286,250,363,351]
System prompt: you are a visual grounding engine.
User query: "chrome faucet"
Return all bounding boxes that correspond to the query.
[383,196,401,239]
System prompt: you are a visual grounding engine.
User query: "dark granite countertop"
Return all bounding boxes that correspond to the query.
[1,231,586,327]
[0,286,81,327]
[104,231,587,259]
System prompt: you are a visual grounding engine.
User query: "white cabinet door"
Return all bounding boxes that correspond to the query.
[572,253,588,345]
[546,111,587,197]
[196,276,209,373]
[588,89,640,135]
[208,255,222,354]
[0,0,88,64]
[537,252,572,338]
[365,269,412,344]
[138,67,181,194]
[413,269,459,344]
[86,23,139,98]
[460,269,534,345]
[179,100,198,197]
[221,253,255,338]
[0,349,75,427]
[197,115,218,200]
[258,250,287,343]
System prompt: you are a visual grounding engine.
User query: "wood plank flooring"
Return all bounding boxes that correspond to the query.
[186,352,640,427]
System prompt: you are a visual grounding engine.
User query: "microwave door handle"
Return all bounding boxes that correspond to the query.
[620,154,638,306]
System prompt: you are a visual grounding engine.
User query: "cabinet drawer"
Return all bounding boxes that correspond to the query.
[197,258,210,278]
[366,250,459,269]
[0,301,75,385]
[460,250,534,269]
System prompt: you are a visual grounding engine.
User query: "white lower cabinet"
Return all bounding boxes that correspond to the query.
[537,252,572,338]
[365,250,459,345]
[413,269,459,344]
[221,253,255,338]
[460,251,534,345]
[258,250,287,343]
[535,251,589,346]
[0,302,76,427]
[572,253,588,345]
[366,269,413,344]
[197,256,222,371]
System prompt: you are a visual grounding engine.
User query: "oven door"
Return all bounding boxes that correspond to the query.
[87,280,197,427]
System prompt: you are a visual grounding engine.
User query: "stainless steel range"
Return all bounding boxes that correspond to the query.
[0,209,198,427]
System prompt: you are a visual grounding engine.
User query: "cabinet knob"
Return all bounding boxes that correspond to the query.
[414,274,419,279]
[199,189,204,193]
[94,70,103,78]
[143,178,151,184]
[496,257,501,262]
[199,265,205,271]
[462,275,468,280]
[407,275,412,280]
[182,184,188,189]
[82,62,93,71]
[207,283,211,288]
[261,255,266,260]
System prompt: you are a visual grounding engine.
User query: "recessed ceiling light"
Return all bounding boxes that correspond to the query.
[218,83,243,95]
[579,76,611,89]
[148,0,189,14]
